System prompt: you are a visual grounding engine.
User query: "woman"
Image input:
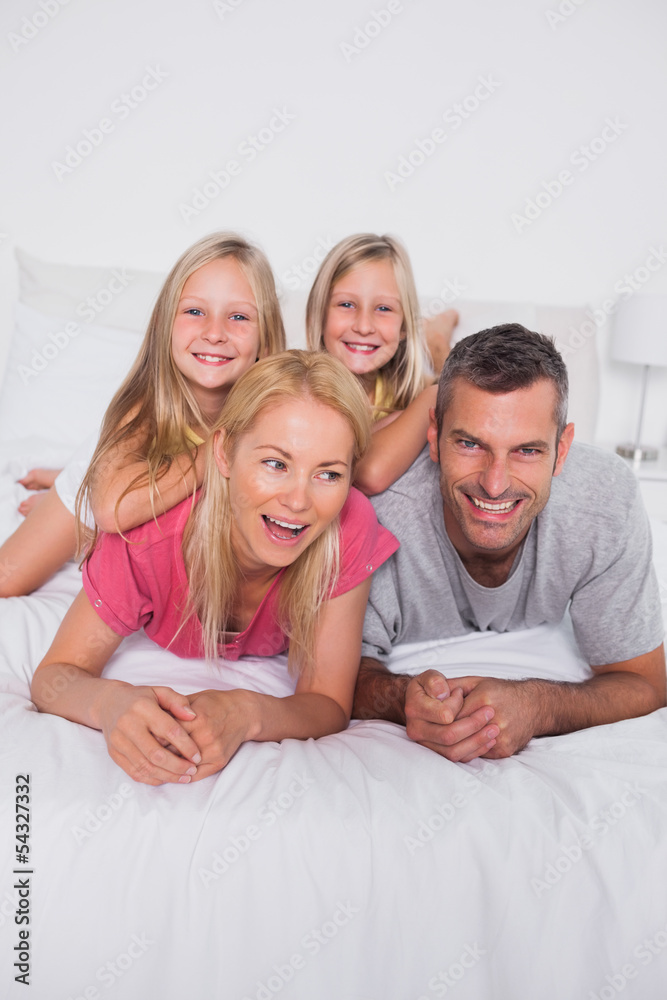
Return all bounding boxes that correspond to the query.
[31,351,399,785]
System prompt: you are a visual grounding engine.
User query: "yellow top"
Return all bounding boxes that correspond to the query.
[371,374,395,422]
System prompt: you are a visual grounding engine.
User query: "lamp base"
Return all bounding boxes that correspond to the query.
[616,443,659,461]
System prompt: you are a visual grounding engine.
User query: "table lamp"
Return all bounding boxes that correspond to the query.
[610,293,667,461]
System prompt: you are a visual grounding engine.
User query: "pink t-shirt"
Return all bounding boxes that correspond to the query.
[82,487,399,661]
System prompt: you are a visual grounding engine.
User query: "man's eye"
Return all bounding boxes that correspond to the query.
[263,459,286,471]
[460,440,478,449]
[518,448,539,456]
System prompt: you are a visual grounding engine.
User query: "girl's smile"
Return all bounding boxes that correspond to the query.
[171,258,261,421]
[323,260,404,390]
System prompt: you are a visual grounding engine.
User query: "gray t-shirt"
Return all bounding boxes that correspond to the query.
[361,443,664,667]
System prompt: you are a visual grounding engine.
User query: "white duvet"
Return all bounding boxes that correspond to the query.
[1,449,666,1000]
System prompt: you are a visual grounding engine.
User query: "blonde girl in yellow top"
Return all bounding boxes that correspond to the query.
[306,232,456,494]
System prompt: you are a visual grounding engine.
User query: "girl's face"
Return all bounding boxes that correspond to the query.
[171,257,261,419]
[323,259,404,381]
[214,397,355,577]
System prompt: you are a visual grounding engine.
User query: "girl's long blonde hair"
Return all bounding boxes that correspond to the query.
[76,232,286,553]
[305,233,429,416]
[182,349,371,675]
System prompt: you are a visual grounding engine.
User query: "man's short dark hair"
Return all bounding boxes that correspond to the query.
[435,324,569,440]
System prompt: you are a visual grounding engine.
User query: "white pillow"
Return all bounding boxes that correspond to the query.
[16,248,164,333]
[0,302,143,448]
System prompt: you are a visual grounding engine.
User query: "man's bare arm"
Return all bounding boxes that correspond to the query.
[440,643,667,761]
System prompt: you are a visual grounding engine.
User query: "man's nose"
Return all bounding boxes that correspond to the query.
[478,454,511,498]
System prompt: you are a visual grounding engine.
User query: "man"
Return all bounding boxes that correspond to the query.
[353,324,666,761]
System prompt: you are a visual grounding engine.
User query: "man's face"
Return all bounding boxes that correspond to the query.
[428,378,574,558]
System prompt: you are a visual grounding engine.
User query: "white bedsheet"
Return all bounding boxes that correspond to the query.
[1,450,667,1000]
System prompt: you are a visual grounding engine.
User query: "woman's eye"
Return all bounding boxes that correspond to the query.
[263,459,286,471]
[317,470,342,483]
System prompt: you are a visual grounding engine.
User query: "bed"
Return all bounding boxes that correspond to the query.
[1,251,666,1000]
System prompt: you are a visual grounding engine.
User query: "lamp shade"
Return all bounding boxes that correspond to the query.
[611,293,667,367]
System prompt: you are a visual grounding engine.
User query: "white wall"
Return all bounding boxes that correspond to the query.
[1,0,666,446]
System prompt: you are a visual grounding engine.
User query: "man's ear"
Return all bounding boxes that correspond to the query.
[427,409,440,463]
[213,429,231,478]
[553,422,575,476]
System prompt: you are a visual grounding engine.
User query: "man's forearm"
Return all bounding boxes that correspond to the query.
[528,668,665,738]
[352,657,410,725]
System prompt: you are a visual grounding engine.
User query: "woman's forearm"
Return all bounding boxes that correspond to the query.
[31,662,127,728]
[249,691,348,742]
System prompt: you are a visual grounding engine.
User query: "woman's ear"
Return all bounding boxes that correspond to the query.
[213,429,231,478]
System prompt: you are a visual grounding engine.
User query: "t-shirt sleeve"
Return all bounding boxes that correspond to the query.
[360,559,402,664]
[82,531,155,637]
[569,474,664,665]
[330,487,399,599]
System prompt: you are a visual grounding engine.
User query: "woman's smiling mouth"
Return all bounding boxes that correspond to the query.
[261,514,309,542]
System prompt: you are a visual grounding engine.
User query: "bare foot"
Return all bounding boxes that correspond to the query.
[18,492,50,517]
[18,467,62,491]
[423,308,459,374]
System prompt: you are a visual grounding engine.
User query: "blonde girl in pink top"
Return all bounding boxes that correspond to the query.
[31,351,398,786]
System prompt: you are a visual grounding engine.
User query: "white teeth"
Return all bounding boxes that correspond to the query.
[266,515,305,531]
[195,354,230,363]
[345,344,377,352]
[471,497,518,512]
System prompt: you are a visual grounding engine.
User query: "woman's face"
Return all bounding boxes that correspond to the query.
[171,257,261,419]
[214,397,356,576]
[323,259,404,381]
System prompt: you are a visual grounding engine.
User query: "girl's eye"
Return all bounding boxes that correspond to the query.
[376,305,392,312]
[231,313,249,321]
[336,300,354,309]
[186,308,204,316]
[317,470,342,483]
[263,459,286,471]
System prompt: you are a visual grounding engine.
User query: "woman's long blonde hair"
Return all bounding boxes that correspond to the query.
[182,350,371,675]
[76,232,286,553]
[305,233,429,416]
